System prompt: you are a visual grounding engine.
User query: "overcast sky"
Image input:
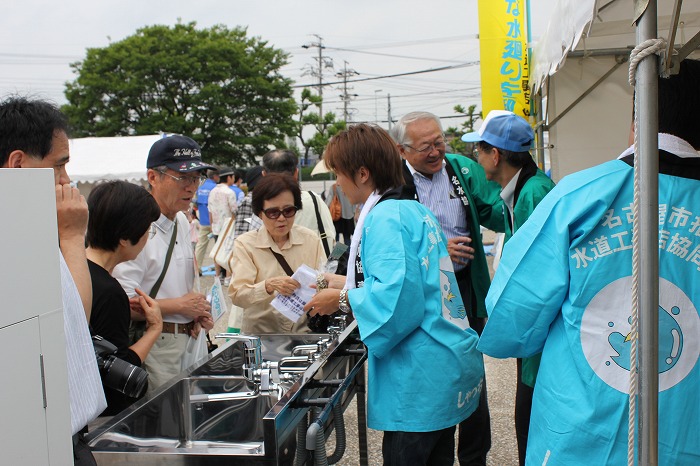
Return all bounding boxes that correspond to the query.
[1,0,557,130]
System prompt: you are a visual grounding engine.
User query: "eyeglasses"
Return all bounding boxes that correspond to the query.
[262,206,299,219]
[157,170,205,186]
[472,146,480,158]
[148,224,157,239]
[403,139,446,154]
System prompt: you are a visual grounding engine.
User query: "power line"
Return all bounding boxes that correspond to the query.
[323,86,481,104]
[292,61,479,88]
[0,52,82,60]
[323,46,464,63]
[286,35,478,53]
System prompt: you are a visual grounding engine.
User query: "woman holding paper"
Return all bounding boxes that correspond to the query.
[304,124,485,466]
[229,173,326,334]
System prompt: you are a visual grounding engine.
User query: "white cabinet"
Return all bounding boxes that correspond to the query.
[0,169,72,465]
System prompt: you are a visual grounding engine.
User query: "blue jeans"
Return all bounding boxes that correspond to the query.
[382,426,456,466]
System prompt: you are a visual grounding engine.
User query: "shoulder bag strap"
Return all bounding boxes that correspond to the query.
[149,220,178,298]
[211,217,234,260]
[308,190,331,256]
[269,248,294,276]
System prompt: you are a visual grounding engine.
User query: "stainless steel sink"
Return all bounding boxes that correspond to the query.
[89,375,278,455]
[88,324,368,465]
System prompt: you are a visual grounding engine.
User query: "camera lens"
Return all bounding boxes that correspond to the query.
[103,356,149,398]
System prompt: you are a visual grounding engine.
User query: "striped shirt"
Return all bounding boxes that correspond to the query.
[406,160,470,270]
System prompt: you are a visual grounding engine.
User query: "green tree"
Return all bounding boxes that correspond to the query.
[445,104,482,158]
[62,22,297,166]
[295,88,346,161]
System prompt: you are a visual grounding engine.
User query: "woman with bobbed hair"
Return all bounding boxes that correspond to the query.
[86,180,163,415]
[229,172,326,334]
[304,124,485,466]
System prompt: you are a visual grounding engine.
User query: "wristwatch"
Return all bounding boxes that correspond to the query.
[338,289,352,314]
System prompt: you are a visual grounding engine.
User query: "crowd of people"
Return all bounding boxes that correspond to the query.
[1,57,698,466]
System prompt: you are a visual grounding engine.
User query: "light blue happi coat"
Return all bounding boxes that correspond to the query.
[350,199,485,432]
[478,159,700,465]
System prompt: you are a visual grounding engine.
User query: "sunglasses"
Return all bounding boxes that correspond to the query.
[262,206,299,219]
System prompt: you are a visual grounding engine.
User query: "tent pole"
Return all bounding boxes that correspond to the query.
[635,1,660,464]
[534,92,545,170]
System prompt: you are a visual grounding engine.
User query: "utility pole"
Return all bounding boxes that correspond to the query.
[302,34,333,118]
[374,89,383,125]
[336,61,359,122]
[387,94,393,130]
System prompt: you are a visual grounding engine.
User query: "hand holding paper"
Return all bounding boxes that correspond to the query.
[271,264,318,323]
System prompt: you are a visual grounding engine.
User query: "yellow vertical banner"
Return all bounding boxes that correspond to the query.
[477,0,530,119]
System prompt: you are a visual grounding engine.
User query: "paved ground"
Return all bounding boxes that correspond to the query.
[202,184,519,465]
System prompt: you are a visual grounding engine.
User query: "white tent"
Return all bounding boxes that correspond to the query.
[530,1,700,461]
[531,0,700,181]
[68,134,165,195]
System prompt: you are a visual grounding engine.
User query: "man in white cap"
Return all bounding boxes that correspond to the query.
[462,111,554,466]
[114,135,215,394]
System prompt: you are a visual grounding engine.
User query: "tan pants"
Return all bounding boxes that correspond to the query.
[195,224,212,270]
[142,333,189,396]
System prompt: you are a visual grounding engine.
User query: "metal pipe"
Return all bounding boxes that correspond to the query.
[534,92,545,169]
[568,47,633,58]
[635,1,660,464]
[663,0,683,76]
[356,367,369,466]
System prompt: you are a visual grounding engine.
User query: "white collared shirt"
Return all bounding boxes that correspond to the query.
[500,168,522,230]
[113,212,195,324]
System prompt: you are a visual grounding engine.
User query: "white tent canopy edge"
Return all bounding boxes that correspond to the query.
[68,134,166,196]
[530,0,700,181]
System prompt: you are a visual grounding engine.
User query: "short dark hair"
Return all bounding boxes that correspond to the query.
[476,141,533,168]
[233,169,243,183]
[262,149,298,175]
[252,173,302,215]
[324,124,404,193]
[658,59,700,149]
[0,96,68,167]
[86,181,161,251]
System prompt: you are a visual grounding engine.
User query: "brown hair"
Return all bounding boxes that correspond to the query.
[324,124,404,193]
[252,172,302,215]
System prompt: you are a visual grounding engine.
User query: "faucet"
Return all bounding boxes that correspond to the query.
[215,333,262,382]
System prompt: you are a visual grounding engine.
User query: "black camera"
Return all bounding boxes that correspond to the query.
[92,335,148,398]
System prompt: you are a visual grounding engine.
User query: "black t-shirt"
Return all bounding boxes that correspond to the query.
[88,260,144,416]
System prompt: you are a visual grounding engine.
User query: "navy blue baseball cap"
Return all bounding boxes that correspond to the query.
[461,110,534,153]
[147,135,215,173]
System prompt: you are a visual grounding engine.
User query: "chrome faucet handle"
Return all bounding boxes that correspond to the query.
[214,333,262,381]
[332,314,347,331]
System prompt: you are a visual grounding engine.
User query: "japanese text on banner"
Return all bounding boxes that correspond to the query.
[477,0,531,118]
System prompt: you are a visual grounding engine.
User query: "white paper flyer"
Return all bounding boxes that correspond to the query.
[271,264,317,322]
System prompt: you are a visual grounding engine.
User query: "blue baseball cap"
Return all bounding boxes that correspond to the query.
[461,110,534,153]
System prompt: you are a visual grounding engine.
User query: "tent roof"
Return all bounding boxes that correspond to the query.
[68,134,165,184]
[531,0,700,93]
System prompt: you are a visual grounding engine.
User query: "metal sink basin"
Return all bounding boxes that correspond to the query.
[89,375,279,455]
[88,325,367,465]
